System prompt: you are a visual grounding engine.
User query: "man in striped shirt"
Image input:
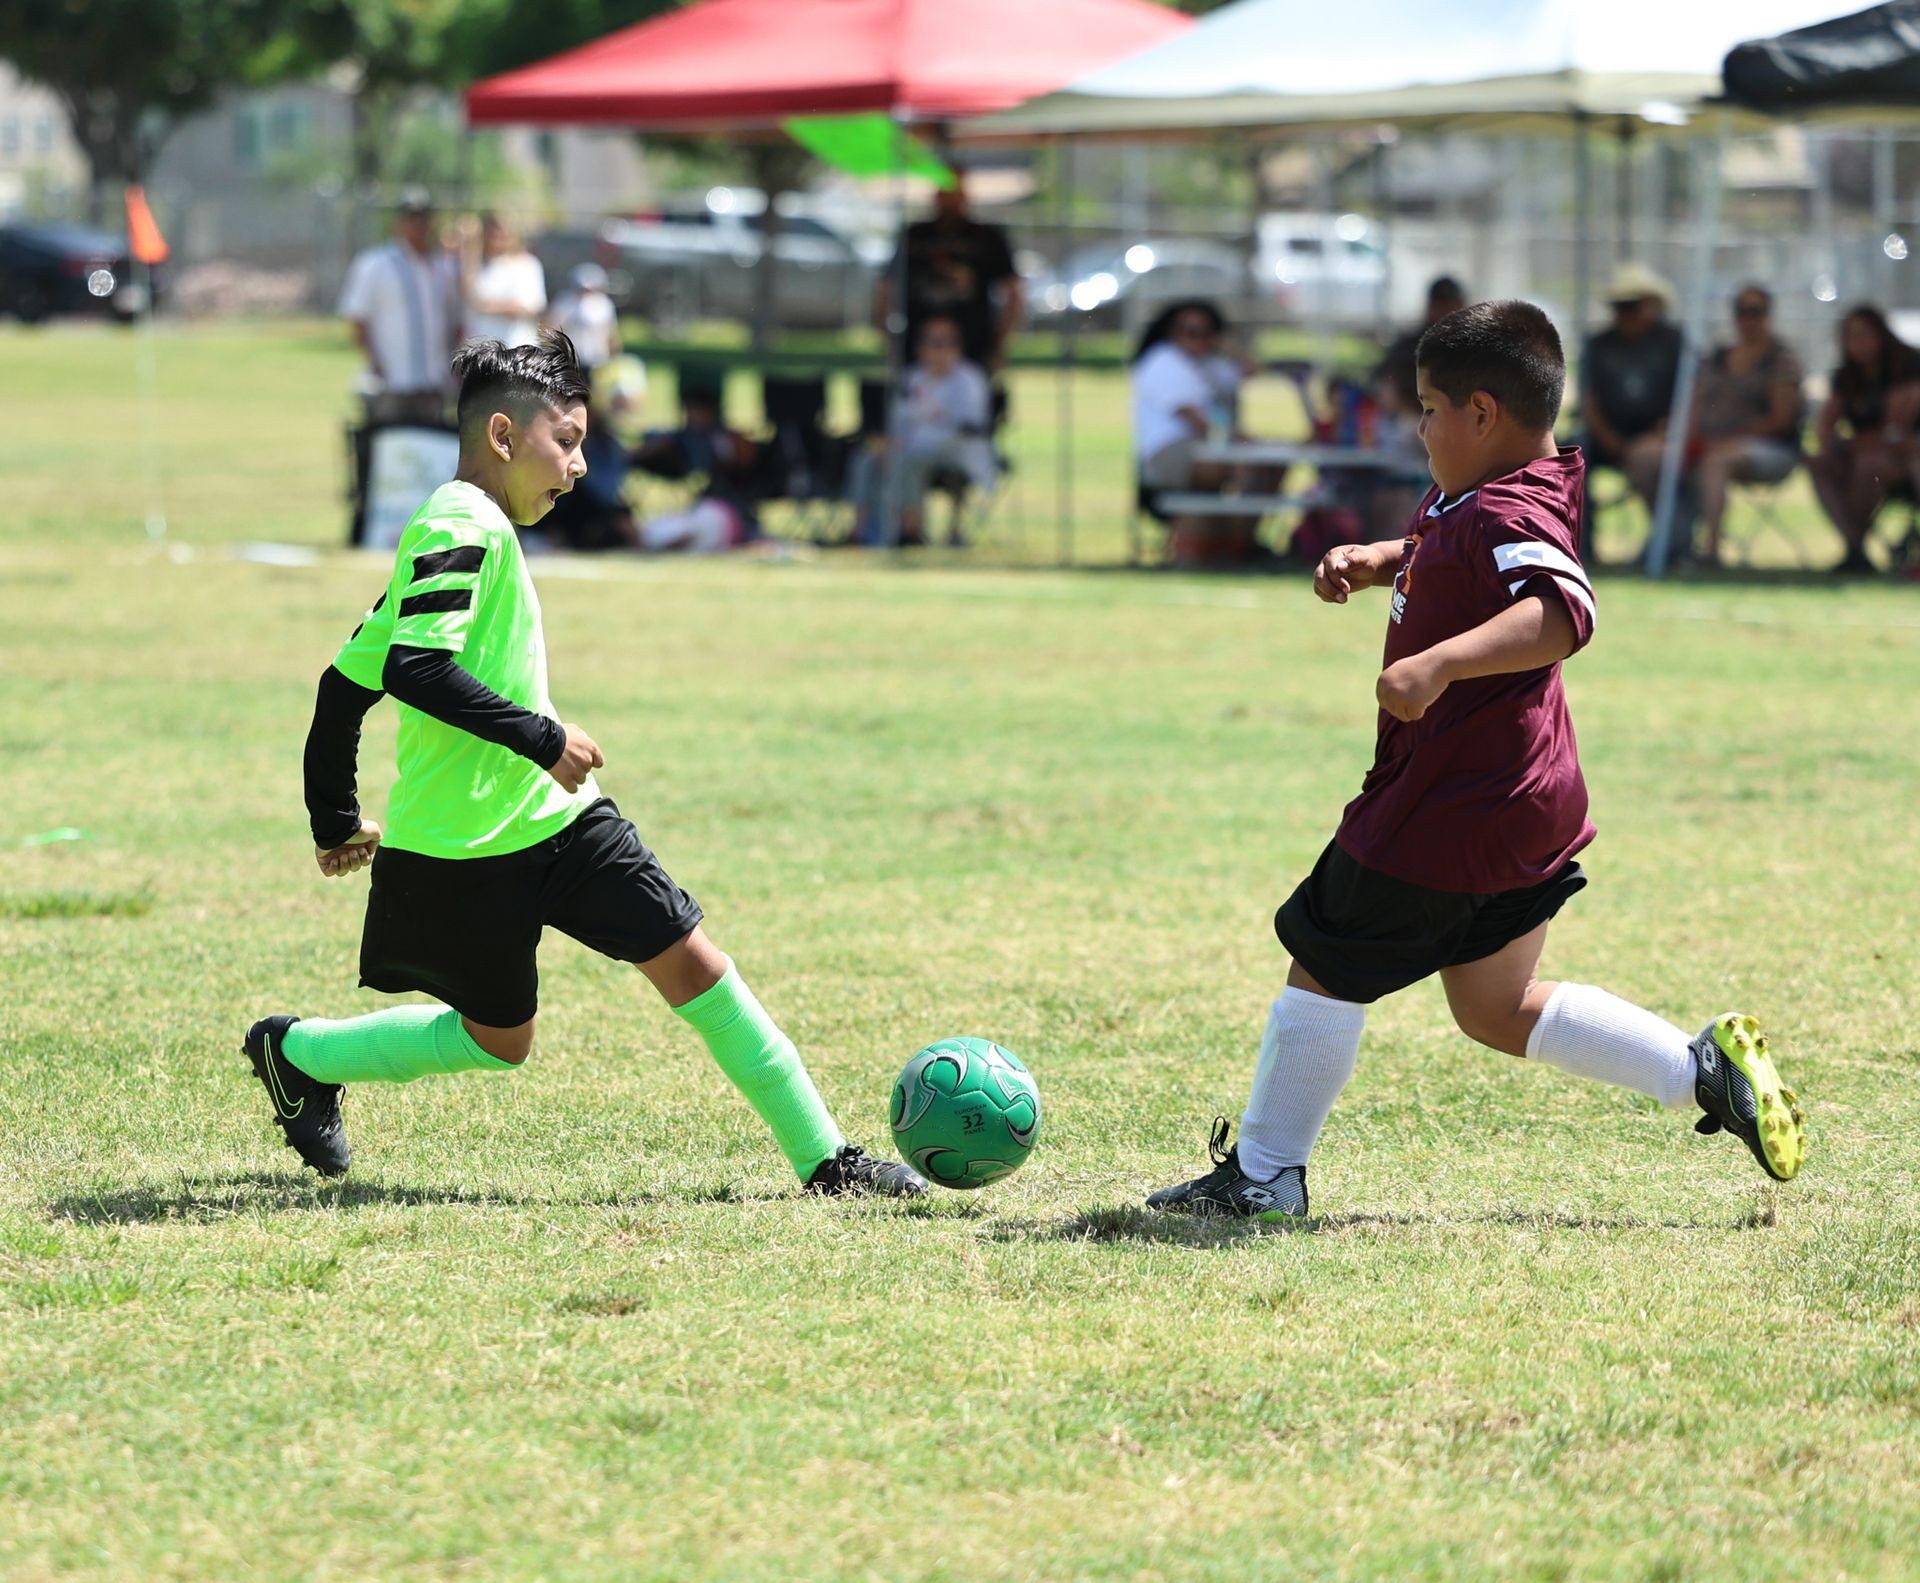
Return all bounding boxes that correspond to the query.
[339,190,461,426]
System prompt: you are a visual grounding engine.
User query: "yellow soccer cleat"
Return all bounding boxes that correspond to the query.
[1691,1013,1807,1182]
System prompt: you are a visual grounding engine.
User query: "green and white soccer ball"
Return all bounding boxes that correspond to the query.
[890,1037,1041,1190]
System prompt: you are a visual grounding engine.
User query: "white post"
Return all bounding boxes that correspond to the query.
[136,256,167,542]
[1646,116,1725,579]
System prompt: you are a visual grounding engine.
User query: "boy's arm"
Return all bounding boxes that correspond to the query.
[1376,595,1577,722]
[304,665,384,864]
[381,647,602,791]
[1315,539,1408,603]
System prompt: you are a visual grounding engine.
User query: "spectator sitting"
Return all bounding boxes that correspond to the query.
[633,386,758,493]
[338,188,460,426]
[1686,284,1805,564]
[462,212,546,348]
[1580,263,1686,524]
[1371,274,1468,533]
[1377,274,1467,421]
[1131,299,1273,567]
[1808,303,1920,575]
[545,263,621,372]
[544,394,766,557]
[636,497,764,555]
[853,313,996,547]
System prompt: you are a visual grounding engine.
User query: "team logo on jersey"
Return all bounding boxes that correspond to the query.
[1389,533,1423,625]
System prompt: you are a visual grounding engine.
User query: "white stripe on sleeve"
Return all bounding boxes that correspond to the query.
[1493,539,1588,584]
[1509,573,1597,627]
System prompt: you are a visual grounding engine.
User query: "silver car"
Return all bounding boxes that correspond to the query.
[595,192,881,331]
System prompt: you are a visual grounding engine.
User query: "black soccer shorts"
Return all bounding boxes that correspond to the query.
[358,798,704,1027]
[1274,839,1586,1006]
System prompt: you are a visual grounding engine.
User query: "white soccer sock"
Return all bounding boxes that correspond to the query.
[1524,983,1696,1109]
[1236,987,1367,1181]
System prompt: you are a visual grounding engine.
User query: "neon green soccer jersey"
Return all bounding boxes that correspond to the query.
[333,481,598,859]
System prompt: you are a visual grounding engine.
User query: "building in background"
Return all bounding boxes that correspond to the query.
[0,62,87,221]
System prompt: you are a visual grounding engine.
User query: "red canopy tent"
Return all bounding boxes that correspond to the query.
[466,0,1190,561]
[465,0,1189,129]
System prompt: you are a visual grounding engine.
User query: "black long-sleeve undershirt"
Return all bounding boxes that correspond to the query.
[301,650,567,850]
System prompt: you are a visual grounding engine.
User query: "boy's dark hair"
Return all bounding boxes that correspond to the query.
[1415,299,1565,433]
[451,329,590,441]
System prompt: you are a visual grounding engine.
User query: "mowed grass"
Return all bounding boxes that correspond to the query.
[1,323,1918,1582]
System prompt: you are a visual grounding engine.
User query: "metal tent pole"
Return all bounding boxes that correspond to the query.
[1647,116,1725,579]
[1056,135,1076,567]
[882,108,911,548]
[1573,112,1593,340]
[1616,118,1635,264]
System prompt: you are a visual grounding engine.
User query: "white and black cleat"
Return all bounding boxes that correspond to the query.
[1146,1116,1307,1220]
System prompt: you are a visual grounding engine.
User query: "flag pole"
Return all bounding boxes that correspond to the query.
[135,258,166,543]
[125,185,170,543]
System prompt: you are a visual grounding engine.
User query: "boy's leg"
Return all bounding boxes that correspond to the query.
[638,926,925,1196]
[1236,963,1367,1181]
[281,1005,528,1082]
[1145,961,1364,1220]
[1442,922,1692,1099]
[1442,924,1806,1180]
[244,1006,523,1179]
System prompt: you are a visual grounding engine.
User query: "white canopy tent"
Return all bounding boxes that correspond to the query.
[978,0,1859,575]
[978,0,1857,137]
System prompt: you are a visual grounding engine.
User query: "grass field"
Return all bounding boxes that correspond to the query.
[3,323,1918,1582]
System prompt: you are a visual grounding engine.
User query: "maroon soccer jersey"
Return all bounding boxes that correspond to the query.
[1335,446,1596,894]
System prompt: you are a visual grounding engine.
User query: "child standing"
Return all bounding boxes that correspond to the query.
[1148,301,1806,1219]
[249,332,923,1199]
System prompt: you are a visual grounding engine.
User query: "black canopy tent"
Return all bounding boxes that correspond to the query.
[1641,3,1920,574]
[1723,0,1920,113]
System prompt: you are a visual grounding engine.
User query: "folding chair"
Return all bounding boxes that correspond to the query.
[1871,480,1920,574]
[1722,474,1814,568]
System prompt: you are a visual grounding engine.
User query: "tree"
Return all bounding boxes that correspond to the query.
[294,0,675,186]
[0,0,329,219]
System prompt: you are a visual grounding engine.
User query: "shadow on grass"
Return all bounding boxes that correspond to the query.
[984,1201,1761,1247]
[47,1171,983,1224]
[46,1171,552,1225]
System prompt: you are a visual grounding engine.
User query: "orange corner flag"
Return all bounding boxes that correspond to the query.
[125,185,169,266]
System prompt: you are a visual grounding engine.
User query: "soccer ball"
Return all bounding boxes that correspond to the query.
[890,1037,1041,1190]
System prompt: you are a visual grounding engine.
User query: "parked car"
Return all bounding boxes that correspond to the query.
[1028,238,1253,331]
[591,188,882,331]
[0,222,152,324]
[1256,213,1389,332]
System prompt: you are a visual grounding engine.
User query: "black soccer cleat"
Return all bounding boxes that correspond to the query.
[1691,1013,1806,1182]
[805,1143,927,1199]
[1145,1115,1308,1220]
[244,1015,350,1179]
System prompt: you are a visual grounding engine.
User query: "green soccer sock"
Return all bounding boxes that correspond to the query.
[674,962,843,1180]
[280,1005,516,1085]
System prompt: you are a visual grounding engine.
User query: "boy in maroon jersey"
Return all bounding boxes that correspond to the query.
[1148,300,1807,1219]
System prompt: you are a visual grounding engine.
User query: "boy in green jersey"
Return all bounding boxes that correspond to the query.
[248,332,924,1198]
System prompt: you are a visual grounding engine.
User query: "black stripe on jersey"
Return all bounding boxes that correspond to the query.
[349,590,388,641]
[398,588,473,620]
[411,545,486,583]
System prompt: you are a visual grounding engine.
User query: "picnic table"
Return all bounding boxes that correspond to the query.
[1136,439,1409,565]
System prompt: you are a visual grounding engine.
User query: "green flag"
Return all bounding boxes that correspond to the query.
[782,114,954,186]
